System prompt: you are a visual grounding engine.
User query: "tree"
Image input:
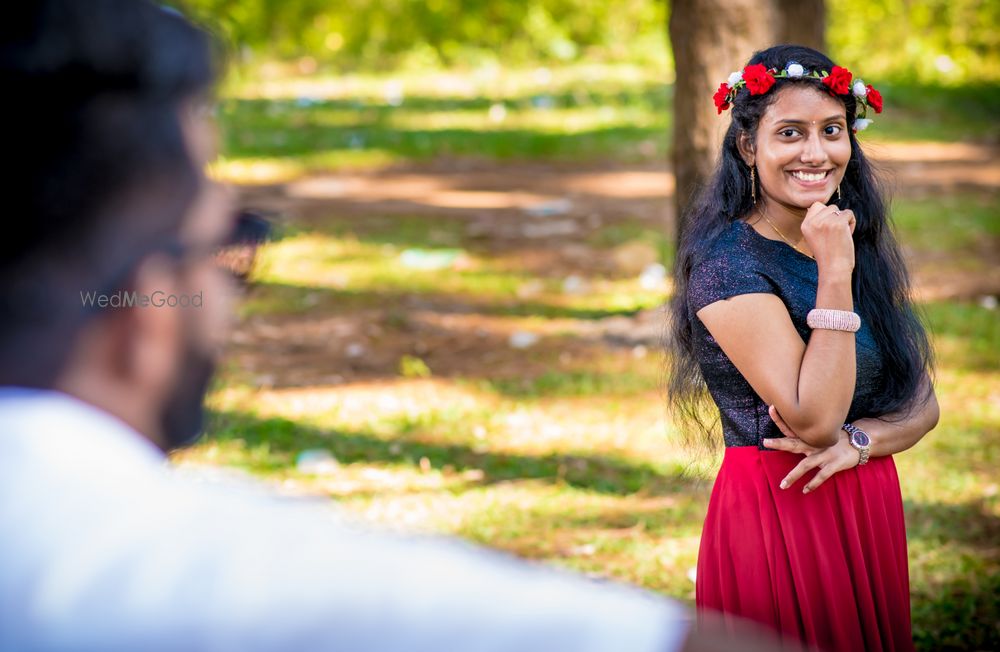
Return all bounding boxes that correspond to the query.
[668,0,825,252]
[777,0,825,51]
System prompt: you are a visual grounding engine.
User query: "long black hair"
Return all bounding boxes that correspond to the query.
[666,44,934,446]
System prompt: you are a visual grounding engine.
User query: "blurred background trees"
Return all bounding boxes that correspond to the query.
[180,0,667,70]
[176,0,998,84]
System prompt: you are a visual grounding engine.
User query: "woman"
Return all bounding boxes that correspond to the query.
[666,45,940,651]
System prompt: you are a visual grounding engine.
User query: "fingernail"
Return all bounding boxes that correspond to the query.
[802,488,810,494]
[763,439,773,447]
[780,480,788,489]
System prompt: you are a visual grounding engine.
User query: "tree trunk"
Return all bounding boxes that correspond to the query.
[669,0,825,255]
[777,0,826,52]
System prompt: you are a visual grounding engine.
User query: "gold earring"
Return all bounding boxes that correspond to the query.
[750,166,757,204]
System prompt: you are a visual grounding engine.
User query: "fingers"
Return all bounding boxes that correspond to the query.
[802,465,837,494]
[782,445,861,494]
[801,204,856,267]
[843,211,856,239]
[802,205,857,244]
[764,405,819,455]
[806,201,829,220]
[806,203,855,225]
[767,405,795,438]
[762,437,813,454]
[779,455,822,490]
[767,407,860,494]
[825,206,855,226]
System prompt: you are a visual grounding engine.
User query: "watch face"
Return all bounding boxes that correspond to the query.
[852,431,870,447]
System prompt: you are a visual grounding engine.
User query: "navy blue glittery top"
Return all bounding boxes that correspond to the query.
[686,219,884,448]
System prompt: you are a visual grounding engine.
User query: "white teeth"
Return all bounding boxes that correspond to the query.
[791,170,828,182]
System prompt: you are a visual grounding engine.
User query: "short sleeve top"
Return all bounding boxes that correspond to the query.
[686,219,885,448]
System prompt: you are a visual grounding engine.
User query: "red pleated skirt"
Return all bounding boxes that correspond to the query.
[696,446,914,652]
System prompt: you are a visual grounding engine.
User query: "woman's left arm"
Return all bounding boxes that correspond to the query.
[764,373,940,493]
[855,374,940,457]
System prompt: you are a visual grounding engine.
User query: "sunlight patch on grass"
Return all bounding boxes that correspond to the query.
[244,230,667,318]
[224,63,669,103]
[347,482,706,597]
[211,150,400,184]
[387,105,662,133]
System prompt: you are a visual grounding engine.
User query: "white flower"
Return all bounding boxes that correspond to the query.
[853,118,873,131]
[786,62,805,77]
[852,80,868,97]
[727,71,743,88]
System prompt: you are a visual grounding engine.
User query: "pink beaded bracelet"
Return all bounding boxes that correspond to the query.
[807,308,861,332]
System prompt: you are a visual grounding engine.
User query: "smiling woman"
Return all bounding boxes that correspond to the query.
[666,44,938,651]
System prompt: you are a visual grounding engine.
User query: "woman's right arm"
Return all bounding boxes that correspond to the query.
[696,202,857,448]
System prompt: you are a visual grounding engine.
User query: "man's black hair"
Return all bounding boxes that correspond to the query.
[0,0,215,386]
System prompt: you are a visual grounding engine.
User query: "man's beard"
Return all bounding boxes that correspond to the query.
[157,333,216,452]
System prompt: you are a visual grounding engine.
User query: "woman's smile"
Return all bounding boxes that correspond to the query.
[786,168,834,188]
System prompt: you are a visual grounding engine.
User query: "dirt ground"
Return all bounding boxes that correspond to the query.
[228,142,1000,389]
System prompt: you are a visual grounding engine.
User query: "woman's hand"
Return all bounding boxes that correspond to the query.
[801,201,856,274]
[762,404,861,494]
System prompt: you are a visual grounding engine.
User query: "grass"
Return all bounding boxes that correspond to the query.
[893,194,1000,255]
[241,226,667,320]
[211,63,1000,183]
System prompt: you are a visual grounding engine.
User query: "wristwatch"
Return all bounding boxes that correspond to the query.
[842,423,871,466]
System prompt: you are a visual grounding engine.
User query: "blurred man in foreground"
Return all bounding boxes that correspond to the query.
[0,2,785,650]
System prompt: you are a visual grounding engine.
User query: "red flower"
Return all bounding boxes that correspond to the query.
[742,64,775,95]
[866,85,883,113]
[822,66,853,95]
[713,82,731,113]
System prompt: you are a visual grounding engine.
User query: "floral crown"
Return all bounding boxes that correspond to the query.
[713,62,883,132]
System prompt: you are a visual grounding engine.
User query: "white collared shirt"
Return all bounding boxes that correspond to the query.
[0,388,689,651]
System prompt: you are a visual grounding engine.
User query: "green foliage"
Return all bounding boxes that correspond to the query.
[169,0,1000,83]
[170,0,668,70]
[828,0,1000,83]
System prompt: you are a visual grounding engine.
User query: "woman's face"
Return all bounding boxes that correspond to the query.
[749,85,852,210]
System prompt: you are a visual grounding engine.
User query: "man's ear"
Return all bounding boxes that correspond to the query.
[736,130,756,167]
[53,255,183,446]
[124,256,183,398]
